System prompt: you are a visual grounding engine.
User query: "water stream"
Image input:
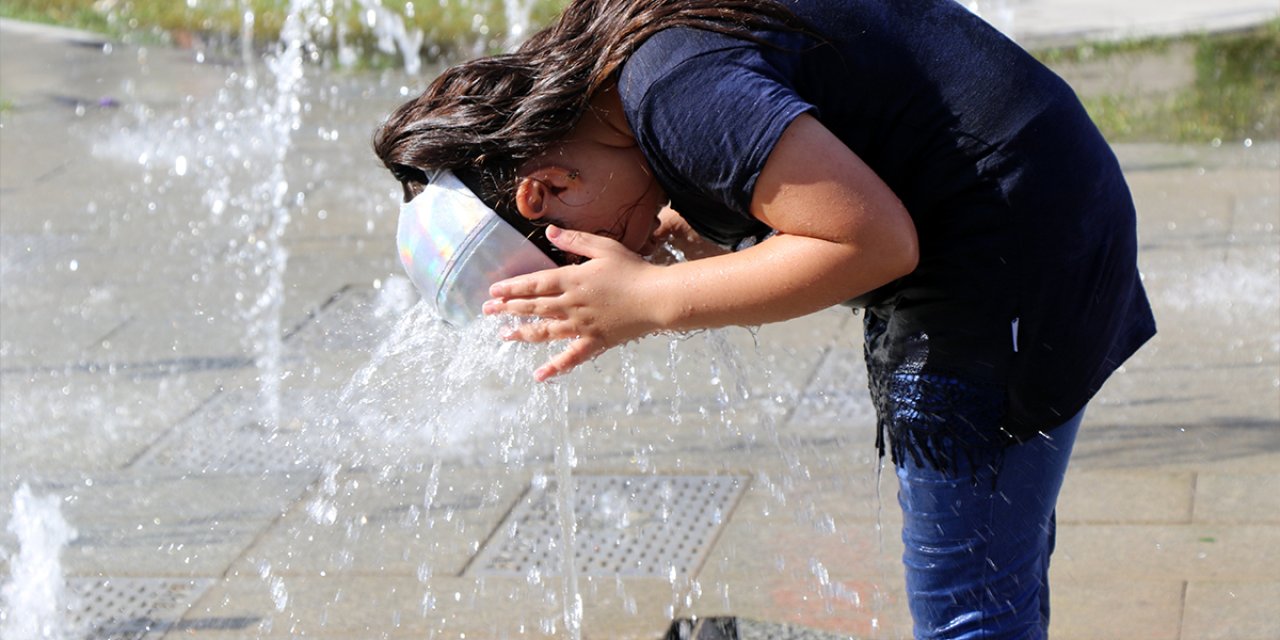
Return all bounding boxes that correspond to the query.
[0,486,77,640]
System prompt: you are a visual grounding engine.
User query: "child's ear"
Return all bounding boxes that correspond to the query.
[515,167,579,221]
[515,177,551,221]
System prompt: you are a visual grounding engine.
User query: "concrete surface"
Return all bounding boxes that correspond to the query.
[976,0,1280,48]
[1,3,1278,639]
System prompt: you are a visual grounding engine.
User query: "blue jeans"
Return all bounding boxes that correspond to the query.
[896,409,1084,639]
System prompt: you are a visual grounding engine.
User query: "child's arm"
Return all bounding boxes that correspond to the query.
[485,113,918,380]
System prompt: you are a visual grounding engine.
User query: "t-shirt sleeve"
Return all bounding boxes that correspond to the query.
[620,30,816,222]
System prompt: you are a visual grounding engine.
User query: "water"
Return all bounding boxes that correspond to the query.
[0,486,77,640]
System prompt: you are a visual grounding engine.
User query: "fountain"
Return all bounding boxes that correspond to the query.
[0,485,77,640]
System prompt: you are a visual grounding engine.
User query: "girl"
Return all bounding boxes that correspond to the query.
[374,0,1156,636]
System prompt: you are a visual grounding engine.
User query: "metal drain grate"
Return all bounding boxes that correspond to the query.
[471,475,747,578]
[66,577,214,639]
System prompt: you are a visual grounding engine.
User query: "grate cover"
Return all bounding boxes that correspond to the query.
[471,475,747,578]
[66,577,215,639]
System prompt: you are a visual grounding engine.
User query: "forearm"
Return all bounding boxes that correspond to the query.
[646,231,910,331]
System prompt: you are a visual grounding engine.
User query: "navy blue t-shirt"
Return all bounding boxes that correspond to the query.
[618,0,1156,443]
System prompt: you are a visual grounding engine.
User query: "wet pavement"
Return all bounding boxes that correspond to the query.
[1,5,1278,640]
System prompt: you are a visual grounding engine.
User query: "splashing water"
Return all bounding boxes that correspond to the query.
[0,485,77,640]
[88,0,426,431]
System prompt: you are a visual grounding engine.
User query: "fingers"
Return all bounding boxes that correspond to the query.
[491,320,601,383]
[498,319,579,343]
[488,272,565,299]
[654,206,689,238]
[483,297,566,319]
[534,337,603,382]
[545,225,629,260]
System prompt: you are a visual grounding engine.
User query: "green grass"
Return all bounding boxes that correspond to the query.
[1036,20,1280,142]
[0,0,569,61]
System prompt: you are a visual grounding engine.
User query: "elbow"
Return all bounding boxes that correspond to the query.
[897,235,920,279]
[889,221,920,280]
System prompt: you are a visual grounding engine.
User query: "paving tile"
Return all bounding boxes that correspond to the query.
[1071,415,1280,474]
[689,479,912,639]
[230,465,529,578]
[1047,579,1183,640]
[1182,581,1280,640]
[1,471,315,578]
[1134,248,1279,372]
[1193,474,1280,524]
[1076,365,1280,472]
[1057,470,1194,524]
[281,283,413,355]
[0,303,132,370]
[1128,165,1279,250]
[1052,524,1280,582]
[570,400,845,477]
[0,368,220,479]
[187,573,680,639]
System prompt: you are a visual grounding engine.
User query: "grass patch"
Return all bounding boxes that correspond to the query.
[1036,20,1280,142]
[0,0,569,62]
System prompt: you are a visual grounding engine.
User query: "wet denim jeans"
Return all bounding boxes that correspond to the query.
[895,409,1084,639]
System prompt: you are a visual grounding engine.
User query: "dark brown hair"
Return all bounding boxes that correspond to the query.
[372,0,809,210]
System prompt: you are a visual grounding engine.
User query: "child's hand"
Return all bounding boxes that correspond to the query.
[648,206,726,262]
[483,225,667,381]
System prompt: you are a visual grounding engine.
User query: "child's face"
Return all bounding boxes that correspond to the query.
[516,94,668,256]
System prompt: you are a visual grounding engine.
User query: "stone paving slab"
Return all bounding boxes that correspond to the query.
[0,369,221,478]
[685,470,910,638]
[1056,469,1195,524]
[1047,579,1184,640]
[231,466,528,578]
[188,574,683,639]
[0,472,315,578]
[1193,474,1280,524]
[1053,523,1280,582]
[1183,581,1280,640]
